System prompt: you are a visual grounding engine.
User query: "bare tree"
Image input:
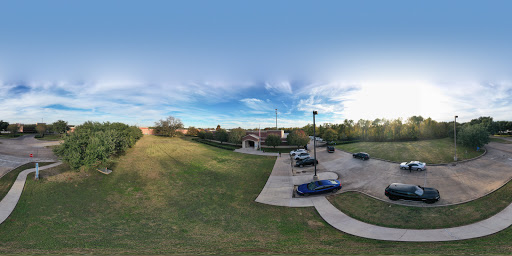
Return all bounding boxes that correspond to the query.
[154,116,184,137]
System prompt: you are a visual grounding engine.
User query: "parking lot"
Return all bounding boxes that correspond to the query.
[0,135,60,177]
[295,141,512,206]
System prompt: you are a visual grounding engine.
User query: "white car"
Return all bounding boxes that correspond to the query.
[290,149,307,156]
[400,161,427,171]
[294,153,311,160]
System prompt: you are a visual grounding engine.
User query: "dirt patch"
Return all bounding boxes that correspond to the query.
[308,220,325,228]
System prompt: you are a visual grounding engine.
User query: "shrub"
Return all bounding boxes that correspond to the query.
[54,121,143,169]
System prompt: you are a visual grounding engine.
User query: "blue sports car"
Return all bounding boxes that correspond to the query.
[296,179,342,196]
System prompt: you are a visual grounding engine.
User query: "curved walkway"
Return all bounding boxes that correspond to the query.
[0,162,62,225]
[256,154,512,241]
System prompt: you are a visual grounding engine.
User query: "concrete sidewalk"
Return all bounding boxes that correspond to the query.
[0,162,62,225]
[255,154,338,207]
[256,154,512,241]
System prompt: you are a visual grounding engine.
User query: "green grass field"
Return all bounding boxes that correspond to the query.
[328,177,512,229]
[2,135,512,254]
[490,137,512,144]
[34,134,63,141]
[335,138,483,163]
[0,162,55,200]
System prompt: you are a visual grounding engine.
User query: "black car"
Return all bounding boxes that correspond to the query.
[327,146,335,153]
[295,158,318,167]
[353,152,370,160]
[385,183,440,204]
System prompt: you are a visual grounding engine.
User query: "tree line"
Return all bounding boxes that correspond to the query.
[0,119,71,137]
[302,116,510,143]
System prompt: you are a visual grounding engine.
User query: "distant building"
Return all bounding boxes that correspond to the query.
[140,127,156,135]
[241,130,286,149]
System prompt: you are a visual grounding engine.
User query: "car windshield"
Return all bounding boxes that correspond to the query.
[414,186,424,196]
[307,182,318,190]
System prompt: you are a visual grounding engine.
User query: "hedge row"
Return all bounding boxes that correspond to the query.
[192,138,241,151]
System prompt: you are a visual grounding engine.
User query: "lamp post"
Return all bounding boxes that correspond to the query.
[313,111,318,180]
[275,109,278,130]
[454,115,458,162]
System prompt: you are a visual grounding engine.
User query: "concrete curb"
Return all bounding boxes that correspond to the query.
[0,162,62,225]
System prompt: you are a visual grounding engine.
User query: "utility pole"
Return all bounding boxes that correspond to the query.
[454,115,458,162]
[275,109,278,130]
[313,111,318,180]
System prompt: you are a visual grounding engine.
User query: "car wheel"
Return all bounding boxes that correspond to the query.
[389,196,399,201]
[332,188,339,193]
[425,200,436,204]
[417,168,422,171]
[303,193,310,197]
[299,164,304,167]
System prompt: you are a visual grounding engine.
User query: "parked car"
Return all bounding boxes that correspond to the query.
[327,146,335,153]
[290,149,307,156]
[295,158,318,167]
[297,179,342,196]
[385,183,440,204]
[294,153,311,160]
[353,152,370,160]
[400,161,427,171]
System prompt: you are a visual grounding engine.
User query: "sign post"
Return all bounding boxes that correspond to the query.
[30,154,39,180]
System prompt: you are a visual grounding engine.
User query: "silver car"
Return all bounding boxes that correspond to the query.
[294,153,311,160]
[400,161,427,171]
[290,149,307,156]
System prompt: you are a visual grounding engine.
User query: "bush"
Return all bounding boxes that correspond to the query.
[192,138,241,150]
[54,121,143,169]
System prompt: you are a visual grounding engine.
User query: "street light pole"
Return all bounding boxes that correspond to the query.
[275,109,278,130]
[313,111,318,180]
[454,115,458,162]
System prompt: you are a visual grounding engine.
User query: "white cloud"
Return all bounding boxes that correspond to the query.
[265,81,293,95]
[239,98,275,114]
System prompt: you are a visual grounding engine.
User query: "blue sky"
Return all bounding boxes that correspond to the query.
[1,1,512,128]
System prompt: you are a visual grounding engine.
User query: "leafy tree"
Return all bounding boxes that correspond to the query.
[322,128,338,143]
[52,120,69,134]
[197,130,206,139]
[154,116,184,137]
[0,120,8,131]
[35,123,47,136]
[205,131,214,140]
[287,129,310,148]
[470,116,497,135]
[187,126,199,136]
[228,128,246,144]
[265,134,282,148]
[215,129,229,144]
[458,124,490,148]
[7,124,18,135]
[54,121,142,169]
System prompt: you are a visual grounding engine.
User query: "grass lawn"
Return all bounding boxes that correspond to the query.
[0,162,55,200]
[0,134,21,138]
[35,134,63,141]
[328,176,512,229]
[3,136,512,254]
[335,138,483,164]
[490,137,512,144]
